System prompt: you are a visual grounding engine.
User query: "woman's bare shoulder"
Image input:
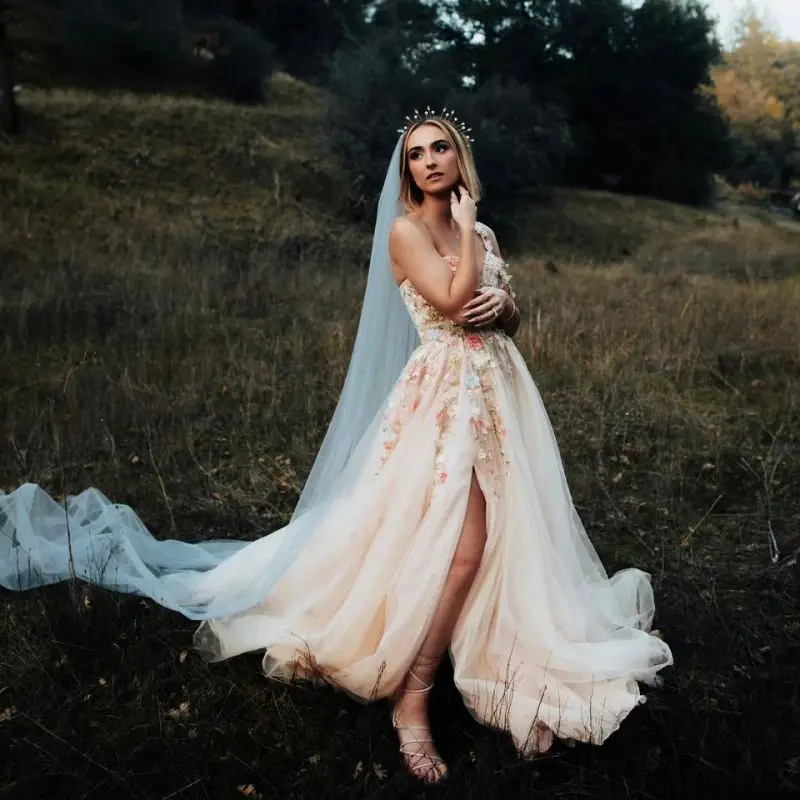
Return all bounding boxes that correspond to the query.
[390,214,425,239]
[389,215,433,254]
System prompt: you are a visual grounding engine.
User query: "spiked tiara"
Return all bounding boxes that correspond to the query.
[397,106,474,143]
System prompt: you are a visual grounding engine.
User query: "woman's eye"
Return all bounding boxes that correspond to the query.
[435,143,448,153]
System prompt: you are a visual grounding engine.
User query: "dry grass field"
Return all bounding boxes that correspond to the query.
[1,77,799,799]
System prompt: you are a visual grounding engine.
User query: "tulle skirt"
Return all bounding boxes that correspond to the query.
[1,327,672,756]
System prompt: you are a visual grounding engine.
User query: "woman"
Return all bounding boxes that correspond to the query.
[0,111,672,785]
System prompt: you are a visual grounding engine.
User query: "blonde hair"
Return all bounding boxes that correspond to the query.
[398,118,482,211]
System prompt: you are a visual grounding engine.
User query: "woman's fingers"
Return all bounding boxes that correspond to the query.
[466,302,502,323]
[465,303,491,319]
[463,291,488,310]
[464,289,505,318]
[457,287,510,328]
[469,314,496,327]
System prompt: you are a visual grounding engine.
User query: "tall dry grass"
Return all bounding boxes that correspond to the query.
[1,82,798,798]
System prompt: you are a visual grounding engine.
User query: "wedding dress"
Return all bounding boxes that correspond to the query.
[0,140,672,757]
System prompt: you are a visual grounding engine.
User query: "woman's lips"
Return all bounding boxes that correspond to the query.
[427,172,444,181]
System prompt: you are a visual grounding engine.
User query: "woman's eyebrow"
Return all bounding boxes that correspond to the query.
[407,139,447,154]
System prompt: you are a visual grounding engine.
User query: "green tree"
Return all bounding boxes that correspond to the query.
[446,0,729,204]
[213,0,369,82]
[324,20,570,221]
[367,0,444,70]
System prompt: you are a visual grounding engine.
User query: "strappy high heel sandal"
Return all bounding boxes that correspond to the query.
[391,662,449,784]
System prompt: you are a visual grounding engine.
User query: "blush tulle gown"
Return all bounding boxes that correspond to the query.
[0,222,672,756]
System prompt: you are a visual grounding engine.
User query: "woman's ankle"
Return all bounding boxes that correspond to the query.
[406,653,441,689]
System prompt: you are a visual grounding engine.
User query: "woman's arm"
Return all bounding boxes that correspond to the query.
[458,225,521,338]
[389,189,479,317]
[484,226,521,338]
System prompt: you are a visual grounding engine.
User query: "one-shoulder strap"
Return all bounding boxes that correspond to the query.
[474,221,494,255]
[475,221,514,293]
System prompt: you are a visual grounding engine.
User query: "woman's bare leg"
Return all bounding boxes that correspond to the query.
[392,469,487,782]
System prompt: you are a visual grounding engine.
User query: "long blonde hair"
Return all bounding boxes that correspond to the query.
[398,118,482,211]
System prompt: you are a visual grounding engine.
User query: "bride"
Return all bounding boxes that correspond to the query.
[0,109,672,784]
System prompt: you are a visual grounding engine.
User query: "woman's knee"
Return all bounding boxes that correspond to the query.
[450,544,485,578]
[452,513,487,577]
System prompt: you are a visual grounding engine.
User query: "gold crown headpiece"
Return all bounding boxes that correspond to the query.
[397,106,474,143]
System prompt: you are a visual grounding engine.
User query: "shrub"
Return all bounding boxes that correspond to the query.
[59,0,190,78]
[190,17,276,105]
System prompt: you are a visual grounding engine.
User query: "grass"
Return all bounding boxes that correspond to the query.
[1,79,799,799]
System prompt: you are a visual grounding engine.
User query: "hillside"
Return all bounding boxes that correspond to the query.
[1,79,799,799]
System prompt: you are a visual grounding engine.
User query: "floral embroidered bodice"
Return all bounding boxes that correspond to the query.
[397,221,513,342]
[382,221,518,499]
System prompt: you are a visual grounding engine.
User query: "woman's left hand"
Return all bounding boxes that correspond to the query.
[455,287,511,328]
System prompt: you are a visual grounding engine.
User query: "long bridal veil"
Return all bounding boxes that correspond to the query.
[0,136,417,628]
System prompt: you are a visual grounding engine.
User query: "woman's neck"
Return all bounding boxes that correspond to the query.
[418,192,457,232]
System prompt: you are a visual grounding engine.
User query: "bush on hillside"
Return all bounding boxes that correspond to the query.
[59,0,191,78]
[41,0,274,102]
[190,17,276,104]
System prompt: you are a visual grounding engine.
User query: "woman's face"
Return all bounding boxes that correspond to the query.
[405,123,460,196]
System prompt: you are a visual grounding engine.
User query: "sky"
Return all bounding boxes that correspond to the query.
[700,0,800,46]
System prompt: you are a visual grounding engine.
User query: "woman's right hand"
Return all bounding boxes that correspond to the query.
[450,184,476,232]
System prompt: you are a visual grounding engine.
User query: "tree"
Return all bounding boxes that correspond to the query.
[447,0,729,204]
[324,21,570,223]
[0,1,20,134]
[367,0,444,70]
[191,16,275,104]
[324,26,453,219]
[716,13,800,188]
[208,0,369,82]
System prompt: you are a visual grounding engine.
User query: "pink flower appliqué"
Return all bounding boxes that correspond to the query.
[466,333,484,351]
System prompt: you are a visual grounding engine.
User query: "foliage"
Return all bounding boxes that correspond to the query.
[14,0,800,203]
[444,0,730,204]
[324,27,571,221]
[443,76,571,213]
[9,0,276,101]
[190,16,276,104]
[323,27,454,219]
[183,0,368,81]
[712,16,800,189]
[59,0,190,78]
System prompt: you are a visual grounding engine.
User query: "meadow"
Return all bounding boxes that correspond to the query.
[1,76,799,799]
